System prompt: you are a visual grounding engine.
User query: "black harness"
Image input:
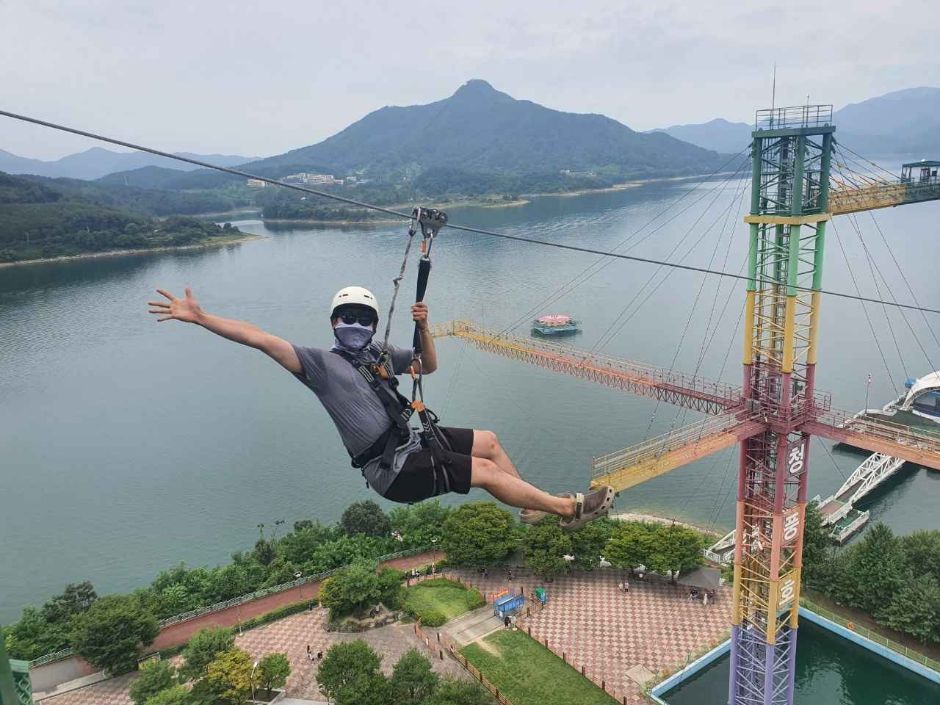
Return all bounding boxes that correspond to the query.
[333,207,453,475]
[331,347,414,470]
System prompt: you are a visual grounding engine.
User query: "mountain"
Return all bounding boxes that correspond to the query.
[651,119,752,155]
[834,87,940,156]
[0,147,256,180]
[655,87,940,157]
[242,80,725,182]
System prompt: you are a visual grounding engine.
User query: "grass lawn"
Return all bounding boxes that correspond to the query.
[403,578,486,625]
[461,629,618,705]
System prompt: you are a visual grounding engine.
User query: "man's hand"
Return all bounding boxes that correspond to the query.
[412,302,429,330]
[148,288,203,324]
[147,286,301,373]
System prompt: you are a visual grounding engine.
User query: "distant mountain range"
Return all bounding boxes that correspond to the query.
[96,80,729,192]
[0,147,256,181]
[655,87,940,158]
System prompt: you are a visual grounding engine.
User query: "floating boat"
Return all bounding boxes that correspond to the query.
[531,314,581,338]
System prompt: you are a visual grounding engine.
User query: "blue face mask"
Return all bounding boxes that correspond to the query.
[334,321,375,351]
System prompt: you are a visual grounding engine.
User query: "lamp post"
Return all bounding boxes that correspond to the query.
[250,660,259,703]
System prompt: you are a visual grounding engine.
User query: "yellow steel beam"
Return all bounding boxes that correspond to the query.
[590,419,764,492]
[744,214,830,225]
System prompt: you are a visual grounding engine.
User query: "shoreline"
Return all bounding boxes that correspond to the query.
[0,171,737,264]
[256,171,734,225]
[611,511,723,537]
[0,234,261,268]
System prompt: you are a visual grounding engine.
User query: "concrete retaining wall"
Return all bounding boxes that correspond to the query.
[29,656,97,695]
[798,606,939,684]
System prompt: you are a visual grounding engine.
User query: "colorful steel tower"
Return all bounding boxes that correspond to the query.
[730,105,834,705]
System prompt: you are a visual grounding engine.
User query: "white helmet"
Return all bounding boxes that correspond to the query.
[330,286,380,318]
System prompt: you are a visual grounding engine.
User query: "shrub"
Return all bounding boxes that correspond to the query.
[129,660,177,705]
[235,600,317,632]
[419,610,447,627]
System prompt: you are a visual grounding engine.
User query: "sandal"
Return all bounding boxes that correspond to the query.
[559,486,615,532]
[520,493,573,524]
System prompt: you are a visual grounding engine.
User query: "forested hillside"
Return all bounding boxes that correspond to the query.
[0,172,239,263]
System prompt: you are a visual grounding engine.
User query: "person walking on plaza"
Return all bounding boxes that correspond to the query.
[148,285,613,529]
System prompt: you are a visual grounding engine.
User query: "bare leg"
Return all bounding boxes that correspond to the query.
[471,457,576,518]
[471,430,521,478]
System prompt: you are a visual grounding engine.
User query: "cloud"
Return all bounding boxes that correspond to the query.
[1,0,937,159]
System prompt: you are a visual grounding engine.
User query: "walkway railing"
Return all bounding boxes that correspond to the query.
[801,598,940,673]
[433,320,742,415]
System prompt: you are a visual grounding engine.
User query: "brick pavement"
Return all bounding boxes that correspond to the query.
[451,567,731,705]
[41,606,464,705]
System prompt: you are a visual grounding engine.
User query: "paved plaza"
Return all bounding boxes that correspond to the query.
[450,567,732,705]
[41,569,730,705]
[41,607,466,705]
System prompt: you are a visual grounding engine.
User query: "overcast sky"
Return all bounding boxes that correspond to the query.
[2,0,938,160]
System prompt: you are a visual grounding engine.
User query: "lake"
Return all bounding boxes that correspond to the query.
[2,175,939,622]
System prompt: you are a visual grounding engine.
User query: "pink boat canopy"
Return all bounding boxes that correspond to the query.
[536,314,572,326]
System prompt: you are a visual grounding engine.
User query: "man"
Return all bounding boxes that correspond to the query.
[147,285,613,529]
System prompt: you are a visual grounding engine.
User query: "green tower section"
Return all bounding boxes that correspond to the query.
[0,633,33,705]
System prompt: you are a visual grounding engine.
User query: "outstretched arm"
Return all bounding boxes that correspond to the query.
[148,288,301,374]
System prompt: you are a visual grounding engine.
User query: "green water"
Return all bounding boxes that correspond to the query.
[2,176,939,623]
[664,621,939,705]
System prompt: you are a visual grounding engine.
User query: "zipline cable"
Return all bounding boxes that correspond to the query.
[3,109,939,316]
[499,148,750,334]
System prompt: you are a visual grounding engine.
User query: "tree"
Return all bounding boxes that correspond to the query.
[442,502,518,567]
[846,523,905,613]
[130,661,177,705]
[4,606,70,660]
[389,501,451,547]
[521,519,572,579]
[647,524,706,578]
[899,530,940,584]
[319,562,383,619]
[877,574,940,643]
[389,649,438,705]
[277,521,336,564]
[604,521,655,571]
[331,671,391,705]
[180,627,235,680]
[800,503,831,586]
[376,568,406,610]
[253,538,276,566]
[204,648,253,705]
[317,641,383,702]
[69,594,159,674]
[256,653,291,696]
[41,582,98,625]
[569,518,616,571]
[424,676,493,705]
[144,685,191,705]
[341,500,392,537]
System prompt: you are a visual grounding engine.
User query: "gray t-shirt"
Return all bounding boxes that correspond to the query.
[292,341,423,495]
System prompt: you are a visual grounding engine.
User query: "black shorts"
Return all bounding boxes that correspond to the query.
[382,427,474,503]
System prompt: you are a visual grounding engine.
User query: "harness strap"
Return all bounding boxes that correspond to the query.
[332,349,412,470]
